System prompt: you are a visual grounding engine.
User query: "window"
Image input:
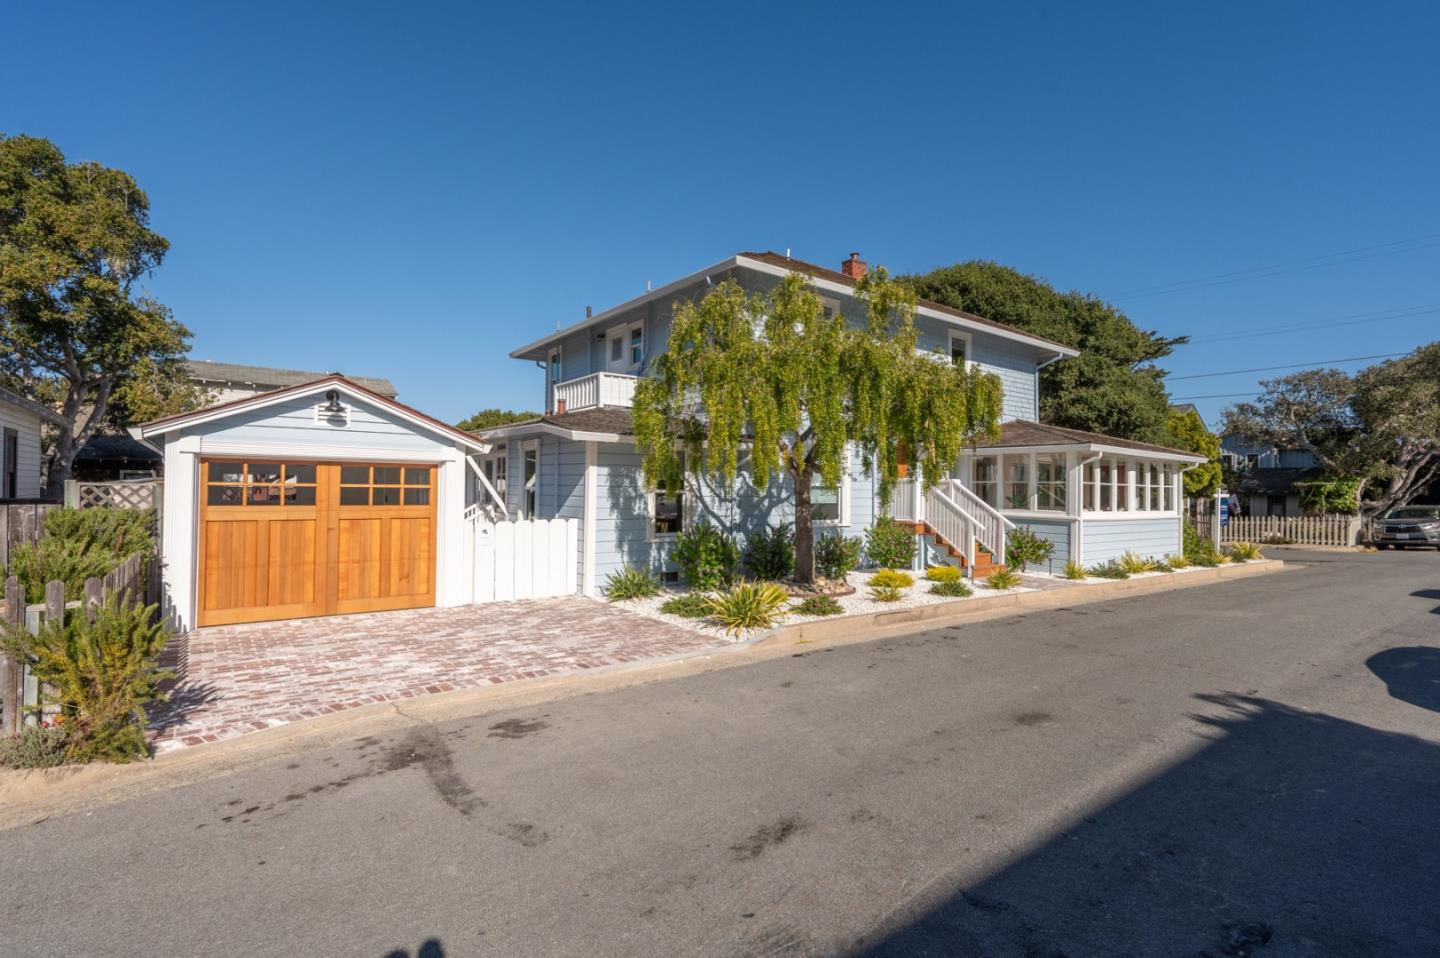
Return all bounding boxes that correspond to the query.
[548,349,562,385]
[629,325,644,365]
[609,335,623,365]
[338,464,431,507]
[650,453,685,538]
[973,456,998,507]
[523,443,538,518]
[1004,456,1030,510]
[3,428,16,499]
[1114,460,1130,511]
[949,330,973,368]
[811,453,850,524]
[1147,463,1163,512]
[1163,464,1175,511]
[206,461,317,507]
[1036,453,1066,511]
[1097,460,1113,511]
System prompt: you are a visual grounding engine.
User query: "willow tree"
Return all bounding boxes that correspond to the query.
[633,269,1003,583]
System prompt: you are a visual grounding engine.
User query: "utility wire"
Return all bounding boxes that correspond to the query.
[1110,231,1440,300]
[1187,303,1440,344]
[1168,352,1406,381]
[1170,391,1277,401]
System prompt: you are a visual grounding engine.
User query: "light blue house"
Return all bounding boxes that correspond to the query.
[481,252,1205,593]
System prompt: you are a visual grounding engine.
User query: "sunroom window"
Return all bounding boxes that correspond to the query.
[1004,457,1030,509]
[1036,453,1067,511]
[973,456,998,508]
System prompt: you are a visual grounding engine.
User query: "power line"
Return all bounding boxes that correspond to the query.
[1168,352,1406,381]
[1170,391,1274,401]
[1188,303,1440,344]
[1109,231,1440,300]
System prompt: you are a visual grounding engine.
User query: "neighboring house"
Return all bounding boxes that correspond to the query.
[71,433,165,481]
[138,375,490,632]
[185,360,399,403]
[0,386,66,500]
[480,251,1205,593]
[1220,435,1321,516]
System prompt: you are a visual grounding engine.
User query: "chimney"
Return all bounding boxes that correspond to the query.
[841,252,868,279]
[586,305,593,318]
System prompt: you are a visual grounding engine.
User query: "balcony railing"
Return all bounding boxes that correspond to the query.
[552,371,639,413]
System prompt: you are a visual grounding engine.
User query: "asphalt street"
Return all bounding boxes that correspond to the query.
[2,548,1438,957]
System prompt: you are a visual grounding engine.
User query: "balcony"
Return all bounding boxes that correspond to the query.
[552,371,638,413]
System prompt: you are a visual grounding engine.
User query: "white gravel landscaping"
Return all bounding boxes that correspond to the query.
[611,569,1040,643]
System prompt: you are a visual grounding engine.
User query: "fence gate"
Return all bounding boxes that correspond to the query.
[470,518,578,602]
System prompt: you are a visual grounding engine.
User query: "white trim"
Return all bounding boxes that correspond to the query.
[480,421,625,443]
[971,440,1205,465]
[186,439,452,462]
[948,329,975,370]
[582,441,598,597]
[140,377,491,453]
[519,439,539,519]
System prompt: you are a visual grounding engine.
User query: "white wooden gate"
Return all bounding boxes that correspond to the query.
[469,517,578,602]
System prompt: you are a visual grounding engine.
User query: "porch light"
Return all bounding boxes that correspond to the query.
[322,389,345,414]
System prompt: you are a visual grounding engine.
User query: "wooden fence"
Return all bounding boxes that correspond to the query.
[470,517,578,602]
[0,502,60,568]
[1199,514,1367,547]
[0,552,146,736]
[64,478,162,511]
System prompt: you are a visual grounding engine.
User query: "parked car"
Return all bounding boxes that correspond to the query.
[1373,505,1440,550]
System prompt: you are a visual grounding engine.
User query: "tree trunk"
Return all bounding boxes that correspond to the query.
[793,464,815,584]
[44,428,77,501]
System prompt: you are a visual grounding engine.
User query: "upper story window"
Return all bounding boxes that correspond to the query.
[630,325,644,365]
[608,321,643,372]
[949,330,974,368]
[548,349,562,385]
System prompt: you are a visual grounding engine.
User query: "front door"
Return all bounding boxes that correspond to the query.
[198,460,436,627]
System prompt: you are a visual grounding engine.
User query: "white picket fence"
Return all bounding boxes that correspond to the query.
[1220,514,1365,547]
[469,517,578,602]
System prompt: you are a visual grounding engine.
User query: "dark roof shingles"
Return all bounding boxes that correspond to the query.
[985,420,1201,458]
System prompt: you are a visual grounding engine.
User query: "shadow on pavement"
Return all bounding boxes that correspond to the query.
[1367,646,1440,713]
[383,940,444,958]
[850,693,1440,957]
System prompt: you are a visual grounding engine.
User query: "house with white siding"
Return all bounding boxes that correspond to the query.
[0,386,66,500]
[481,252,1206,592]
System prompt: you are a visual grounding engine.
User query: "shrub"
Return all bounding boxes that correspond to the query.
[659,593,712,619]
[1117,550,1168,575]
[1063,560,1087,580]
[603,566,661,601]
[864,517,915,570]
[792,595,844,617]
[868,584,904,603]
[6,507,156,604]
[1226,541,1263,562]
[705,582,790,635]
[1087,560,1130,579]
[744,523,795,581]
[2,596,172,764]
[869,568,914,589]
[672,521,739,590]
[1182,521,1221,566]
[0,721,74,769]
[925,564,962,583]
[815,534,863,581]
[929,580,973,598]
[1007,527,1055,571]
[1166,553,1192,569]
[985,567,1021,590]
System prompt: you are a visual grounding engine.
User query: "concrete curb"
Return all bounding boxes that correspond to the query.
[0,558,1286,826]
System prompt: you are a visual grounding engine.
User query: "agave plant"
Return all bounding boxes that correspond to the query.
[705,582,790,635]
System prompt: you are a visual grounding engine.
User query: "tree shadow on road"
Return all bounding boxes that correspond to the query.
[383,939,444,958]
[850,693,1440,957]
[1367,646,1440,713]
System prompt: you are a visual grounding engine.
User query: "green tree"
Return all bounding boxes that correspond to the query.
[1164,407,1222,497]
[1223,343,1440,516]
[0,135,192,496]
[457,408,540,432]
[633,270,1003,583]
[903,261,1186,443]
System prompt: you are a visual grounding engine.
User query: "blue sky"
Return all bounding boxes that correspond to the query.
[4,1,1437,428]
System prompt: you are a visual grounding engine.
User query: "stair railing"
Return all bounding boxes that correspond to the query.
[924,484,982,571]
[938,478,1015,567]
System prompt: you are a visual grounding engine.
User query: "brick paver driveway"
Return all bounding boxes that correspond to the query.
[149,598,722,753]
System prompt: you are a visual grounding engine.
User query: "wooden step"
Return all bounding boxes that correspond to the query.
[915,521,1004,575]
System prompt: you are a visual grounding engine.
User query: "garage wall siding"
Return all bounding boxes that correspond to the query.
[1080,517,1180,565]
[184,393,457,455]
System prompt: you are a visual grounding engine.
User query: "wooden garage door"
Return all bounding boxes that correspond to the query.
[198,460,436,627]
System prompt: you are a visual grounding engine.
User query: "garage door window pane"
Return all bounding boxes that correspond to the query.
[372,486,401,506]
[208,485,244,506]
[209,462,245,483]
[248,463,281,484]
[404,468,429,485]
[404,488,430,506]
[373,467,401,486]
[340,487,369,506]
[341,465,370,485]
[285,486,316,505]
[248,485,282,506]
[285,464,316,485]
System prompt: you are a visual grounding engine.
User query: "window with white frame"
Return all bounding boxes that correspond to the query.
[974,456,998,507]
[811,453,850,525]
[949,330,973,368]
[548,348,562,385]
[1081,456,1179,514]
[629,324,644,366]
[1036,453,1067,511]
[1004,455,1030,509]
[1163,463,1175,511]
[649,453,685,538]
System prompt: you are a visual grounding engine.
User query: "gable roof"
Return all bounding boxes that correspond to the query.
[185,360,398,398]
[975,420,1207,462]
[0,386,67,427]
[139,375,488,452]
[509,252,1081,361]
